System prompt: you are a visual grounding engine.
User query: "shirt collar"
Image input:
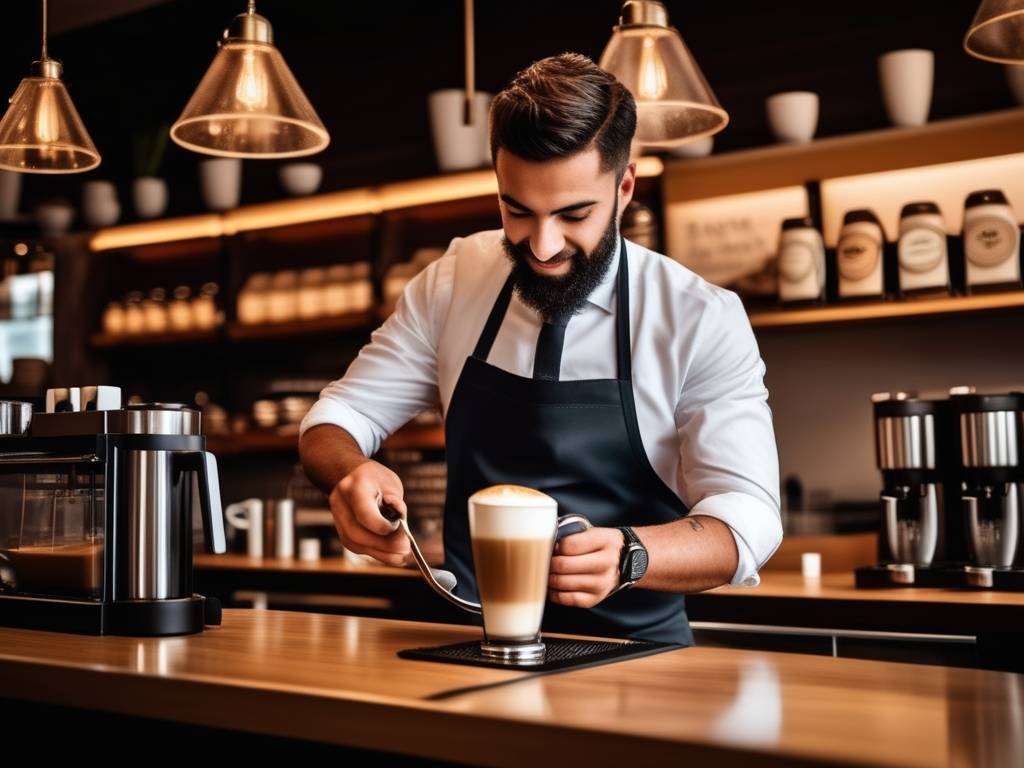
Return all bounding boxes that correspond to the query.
[585,236,621,315]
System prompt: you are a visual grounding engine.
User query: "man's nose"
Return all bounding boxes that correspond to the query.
[530,221,566,262]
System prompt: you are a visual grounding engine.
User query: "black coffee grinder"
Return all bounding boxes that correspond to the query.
[951,391,1024,589]
[856,392,964,587]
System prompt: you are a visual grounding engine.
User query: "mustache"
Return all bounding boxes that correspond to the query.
[506,240,580,267]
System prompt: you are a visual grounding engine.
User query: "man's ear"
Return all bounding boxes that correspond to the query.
[618,162,637,210]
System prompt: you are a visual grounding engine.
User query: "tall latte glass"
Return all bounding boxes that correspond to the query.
[468,484,558,663]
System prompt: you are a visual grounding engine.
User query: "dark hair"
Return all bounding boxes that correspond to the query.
[489,53,636,178]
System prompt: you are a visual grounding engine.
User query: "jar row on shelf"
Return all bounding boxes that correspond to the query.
[102,283,222,336]
[772,189,1023,304]
[237,263,374,325]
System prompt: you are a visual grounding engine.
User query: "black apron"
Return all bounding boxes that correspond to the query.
[442,240,693,645]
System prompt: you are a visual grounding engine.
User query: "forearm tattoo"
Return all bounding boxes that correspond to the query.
[688,518,704,532]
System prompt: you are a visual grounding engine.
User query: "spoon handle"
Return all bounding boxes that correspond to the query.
[379,501,482,615]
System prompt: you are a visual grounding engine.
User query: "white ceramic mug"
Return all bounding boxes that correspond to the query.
[225,498,263,557]
[278,162,322,196]
[35,202,74,237]
[428,89,492,171]
[878,49,934,127]
[81,181,120,228]
[133,177,168,219]
[199,158,242,211]
[765,91,819,143]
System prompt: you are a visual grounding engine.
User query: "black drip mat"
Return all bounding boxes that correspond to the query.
[398,636,681,672]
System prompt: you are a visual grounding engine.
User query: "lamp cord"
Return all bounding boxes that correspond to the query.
[41,0,48,60]
[463,0,475,126]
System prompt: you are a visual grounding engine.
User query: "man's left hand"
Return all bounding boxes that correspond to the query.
[548,526,623,608]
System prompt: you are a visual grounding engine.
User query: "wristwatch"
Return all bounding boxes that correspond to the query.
[616,526,649,592]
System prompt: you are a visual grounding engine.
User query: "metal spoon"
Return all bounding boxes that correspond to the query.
[379,502,593,616]
[379,502,481,614]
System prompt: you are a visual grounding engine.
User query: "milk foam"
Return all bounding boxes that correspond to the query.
[468,485,557,540]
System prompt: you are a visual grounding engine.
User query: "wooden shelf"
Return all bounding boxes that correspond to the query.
[663,108,1024,203]
[90,328,221,348]
[89,156,665,252]
[207,422,445,457]
[226,311,377,341]
[748,290,1024,329]
[91,312,378,349]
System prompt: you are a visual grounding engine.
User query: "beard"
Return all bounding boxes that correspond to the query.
[501,205,619,321]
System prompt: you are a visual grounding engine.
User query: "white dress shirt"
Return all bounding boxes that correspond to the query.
[301,230,782,586]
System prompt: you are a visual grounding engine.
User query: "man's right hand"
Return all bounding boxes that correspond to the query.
[329,460,411,566]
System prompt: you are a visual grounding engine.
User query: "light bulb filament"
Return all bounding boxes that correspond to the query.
[35,84,60,144]
[638,36,668,100]
[236,48,268,109]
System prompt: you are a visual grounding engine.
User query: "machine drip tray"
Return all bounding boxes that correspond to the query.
[855,565,949,588]
[398,636,681,672]
[856,565,1024,591]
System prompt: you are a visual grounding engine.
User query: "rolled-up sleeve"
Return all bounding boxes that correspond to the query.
[675,289,782,586]
[299,243,457,457]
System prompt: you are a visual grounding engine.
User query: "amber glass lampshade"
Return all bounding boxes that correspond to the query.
[599,1,728,147]
[964,0,1024,63]
[171,3,329,159]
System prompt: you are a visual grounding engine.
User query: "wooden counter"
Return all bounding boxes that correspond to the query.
[686,572,1024,637]
[1,609,1022,766]
[194,555,1024,636]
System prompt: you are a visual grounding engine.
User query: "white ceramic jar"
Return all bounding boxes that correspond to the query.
[837,209,886,299]
[776,217,825,303]
[297,267,327,319]
[897,202,950,296]
[323,264,352,316]
[237,273,271,324]
[962,189,1021,291]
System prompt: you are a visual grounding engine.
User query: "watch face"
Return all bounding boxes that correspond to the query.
[629,548,649,581]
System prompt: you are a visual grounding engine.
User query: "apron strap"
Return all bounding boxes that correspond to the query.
[615,238,632,383]
[472,273,515,361]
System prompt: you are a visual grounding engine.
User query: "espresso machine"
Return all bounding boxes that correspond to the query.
[856,392,963,587]
[0,386,226,635]
[951,391,1024,589]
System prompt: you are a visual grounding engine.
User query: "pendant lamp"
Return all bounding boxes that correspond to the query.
[964,0,1024,63]
[170,1,329,158]
[0,0,101,174]
[599,1,728,147]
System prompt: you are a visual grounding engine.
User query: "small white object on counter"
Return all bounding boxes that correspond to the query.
[801,552,822,580]
[298,537,321,562]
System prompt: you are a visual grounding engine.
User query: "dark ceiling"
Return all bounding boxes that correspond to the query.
[0,1,1013,218]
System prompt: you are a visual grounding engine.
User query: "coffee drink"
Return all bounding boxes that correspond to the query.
[2,543,102,595]
[468,484,557,646]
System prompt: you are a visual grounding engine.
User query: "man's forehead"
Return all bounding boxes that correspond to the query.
[496,147,614,205]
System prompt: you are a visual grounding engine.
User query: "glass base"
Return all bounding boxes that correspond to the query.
[480,638,546,665]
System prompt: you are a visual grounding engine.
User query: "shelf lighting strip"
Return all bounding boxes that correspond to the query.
[89,156,664,251]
